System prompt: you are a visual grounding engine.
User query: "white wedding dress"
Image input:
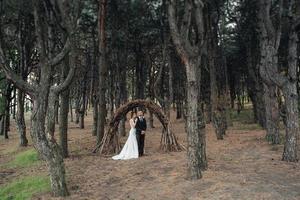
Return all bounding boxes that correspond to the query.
[112,119,139,160]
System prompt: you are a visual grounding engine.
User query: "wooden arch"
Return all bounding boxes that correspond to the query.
[93,99,183,155]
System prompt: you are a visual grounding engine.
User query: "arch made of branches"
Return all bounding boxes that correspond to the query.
[93,99,183,155]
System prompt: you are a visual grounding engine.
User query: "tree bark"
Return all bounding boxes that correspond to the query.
[31,91,68,196]
[168,0,207,179]
[96,0,108,144]
[3,83,12,139]
[0,0,80,196]
[79,78,87,129]
[257,0,282,145]
[16,89,28,146]
[207,6,227,140]
[186,59,206,178]
[92,96,98,136]
[263,84,280,144]
[282,29,299,161]
[59,56,70,158]
[69,100,73,122]
[74,89,81,124]
[135,42,145,100]
[258,0,299,161]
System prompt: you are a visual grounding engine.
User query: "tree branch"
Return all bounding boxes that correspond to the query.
[0,43,37,98]
[194,0,205,48]
[47,38,71,67]
[167,0,193,65]
[50,52,76,94]
[181,1,192,42]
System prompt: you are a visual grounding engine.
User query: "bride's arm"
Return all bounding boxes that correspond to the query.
[129,119,136,127]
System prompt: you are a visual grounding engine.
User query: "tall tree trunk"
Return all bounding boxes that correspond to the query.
[118,70,127,136]
[59,57,70,158]
[246,44,266,128]
[32,57,69,196]
[74,89,81,124]
[16,89,28,146]
[12,88,16,120]
[168,0,208,179]
[69,100,73,122]
[186,59,206,179]
[148,56,155,128]
[264,84,280,144]
[257,0,281,145]
[3,84,11,139]
[208,11,227,140]
[0,116,4,136]
[282,30,299,161]
[258,0,299,161]
[54,99,59,124]
[59,90,69,158]
[176,100,183,119]
[118,60,127,136]
[96,0,108,144]
[135,43,145,100]
[92,97,98,136]
[91,34,99,136]
[79,79,87,129]
[166,49,174,119]
[31,92,68,196]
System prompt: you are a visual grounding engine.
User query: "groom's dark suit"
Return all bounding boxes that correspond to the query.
[135,116,147,156]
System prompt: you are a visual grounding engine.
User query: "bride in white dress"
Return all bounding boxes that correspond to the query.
[112,115,139,160]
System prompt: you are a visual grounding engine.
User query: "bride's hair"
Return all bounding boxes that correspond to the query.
[130,111,137,119]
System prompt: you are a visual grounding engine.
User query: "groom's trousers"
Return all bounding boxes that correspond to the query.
[136,133,145,156]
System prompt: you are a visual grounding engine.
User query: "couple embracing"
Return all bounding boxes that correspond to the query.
[112,111,147,160]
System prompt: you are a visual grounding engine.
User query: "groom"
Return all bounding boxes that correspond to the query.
[135,110,147,156]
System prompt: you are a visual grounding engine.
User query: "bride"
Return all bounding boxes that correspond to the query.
[112,113,139,160]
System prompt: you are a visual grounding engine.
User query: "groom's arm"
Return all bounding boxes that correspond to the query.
[144,119,147,131]
[141,119,147,131]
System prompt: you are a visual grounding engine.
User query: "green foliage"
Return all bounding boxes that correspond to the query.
[6,149,39,168]
[230,108,263,130]
[0,176,50,200]
[231,108,255,124]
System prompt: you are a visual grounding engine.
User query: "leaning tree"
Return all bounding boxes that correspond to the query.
[257,0,300,161]
[0,0,81,196]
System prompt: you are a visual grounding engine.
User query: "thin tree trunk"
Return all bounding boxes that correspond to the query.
[54,99,59,124]
[69,100,73,122]
[3,84,11,139]
[59,56,70,158]
[74,90,81,124]
[96,0,108,144]
[12,88,16,120]
[92,97,98,136]
[135,43,145,100]
[59,90,69,158]
[79,79,87,129]
[16,89,28,146]
[0,116,4,136]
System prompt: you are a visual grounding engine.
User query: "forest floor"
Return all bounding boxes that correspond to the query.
[1,109,300,200]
